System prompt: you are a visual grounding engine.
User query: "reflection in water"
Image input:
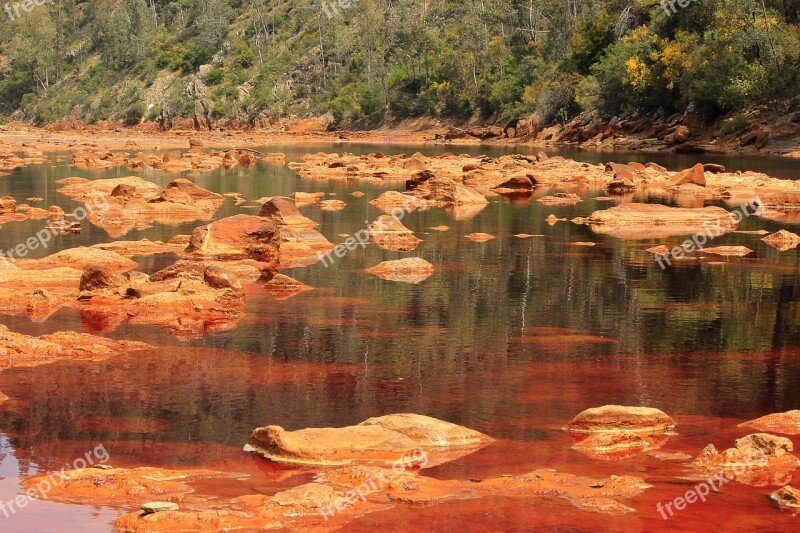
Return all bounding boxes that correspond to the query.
[0,146,798,530]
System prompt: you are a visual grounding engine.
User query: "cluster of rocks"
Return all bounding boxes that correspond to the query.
[70,145,284,174]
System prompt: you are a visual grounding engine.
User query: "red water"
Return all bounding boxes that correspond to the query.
[0,146,798,531]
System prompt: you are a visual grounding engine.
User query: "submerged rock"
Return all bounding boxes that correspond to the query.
[0,324,150,371]
[414,177,488,206]
[245,424,424,467]
[581,203,739,239]
[358,413,493,448]
[77,261,246,339]
[741,410,800,435]
[466,233,496,242]
[368,215,422,252]
[701,246,754,257]
[692,433,800,486]
[762,230,800,251]
[367,258,435,284]
[770,485,800,512]
[263,274,314,300]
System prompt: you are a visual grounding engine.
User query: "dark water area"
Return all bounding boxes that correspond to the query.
[0,145,799,531]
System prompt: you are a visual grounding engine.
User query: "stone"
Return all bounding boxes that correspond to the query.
[581,203,739,239]
[669,164,706,187]
[367,258,436,284]
[466,233,495,242]
[142,502,180,515]
[245,424,423,466]
[563,405,676,433]
[741,410,800,435]
[762,230,800,251]
[358,413,492,448]
[258,197,317,227]
[770,486,800,511]
[185,214,281,264]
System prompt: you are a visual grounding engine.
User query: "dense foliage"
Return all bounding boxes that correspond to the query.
[1,0,799,126]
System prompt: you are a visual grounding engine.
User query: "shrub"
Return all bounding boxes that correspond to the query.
[720,114,749,136]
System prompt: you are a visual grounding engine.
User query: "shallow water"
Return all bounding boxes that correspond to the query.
[0,144,799,531]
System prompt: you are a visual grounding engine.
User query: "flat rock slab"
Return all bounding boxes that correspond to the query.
[741,410,800,435]
[582,203,738,239]
[245,425,423,466]
[358,413,493,448]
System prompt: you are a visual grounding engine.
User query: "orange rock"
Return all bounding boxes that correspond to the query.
[358,413,493,448]
[245,424,424,467]
[415,177,488,205]
[185,214,281,264]
[369,215,422,251]
[564,405,676,433]
[319,199,347,211]
[0,324,150,371]
[701,246,753,257]
[741,410,800,435]
[263,273,313,300]
[762,230,800,251]
[537,193,582,206]
[258,196,317,227]
[582,203,738,239]
[770,485,800,512]
[692,433,800,486]
[669,163,706,187]
[367,258,435,284]
[465,233,495,242]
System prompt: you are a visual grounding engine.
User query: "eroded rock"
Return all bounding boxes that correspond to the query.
[581,204,739,239]
[367,258,435,284]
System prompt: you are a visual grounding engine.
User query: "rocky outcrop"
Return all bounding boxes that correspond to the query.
[368,215,421,251]
[668,164,706,187]
[245,424,425,467]
[741,411,800,435]
[762,230,800,251]
[258,196,318,227]
[77,261,246,338]
[57,176,224,238]
[185,214,281,265]
[563,406,676,461]
[367,258,436,284]
[692,433,800,486]
[414,177,488,206]
[581,203,739,239]
[246,413,491,467]
[564,406,676,433]
[0,325,150,371]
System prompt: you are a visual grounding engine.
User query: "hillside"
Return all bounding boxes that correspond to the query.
[1,0,799,133]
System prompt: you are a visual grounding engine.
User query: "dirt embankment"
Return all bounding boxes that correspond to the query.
[3,104,800,158]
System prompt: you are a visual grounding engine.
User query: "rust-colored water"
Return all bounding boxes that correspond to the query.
[0,145,799,531]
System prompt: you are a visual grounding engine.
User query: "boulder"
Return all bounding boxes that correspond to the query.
[762,230,800,251]
[770,486,800,511]
[245,424,423,466]
[669,164,706,187]
[563,405,675,433]
[414,177,488,205]
[358,414,492,448]
[185,215,281,264]
[693,433,800,486]
[258,197,317,227]
[368,215,421,252]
